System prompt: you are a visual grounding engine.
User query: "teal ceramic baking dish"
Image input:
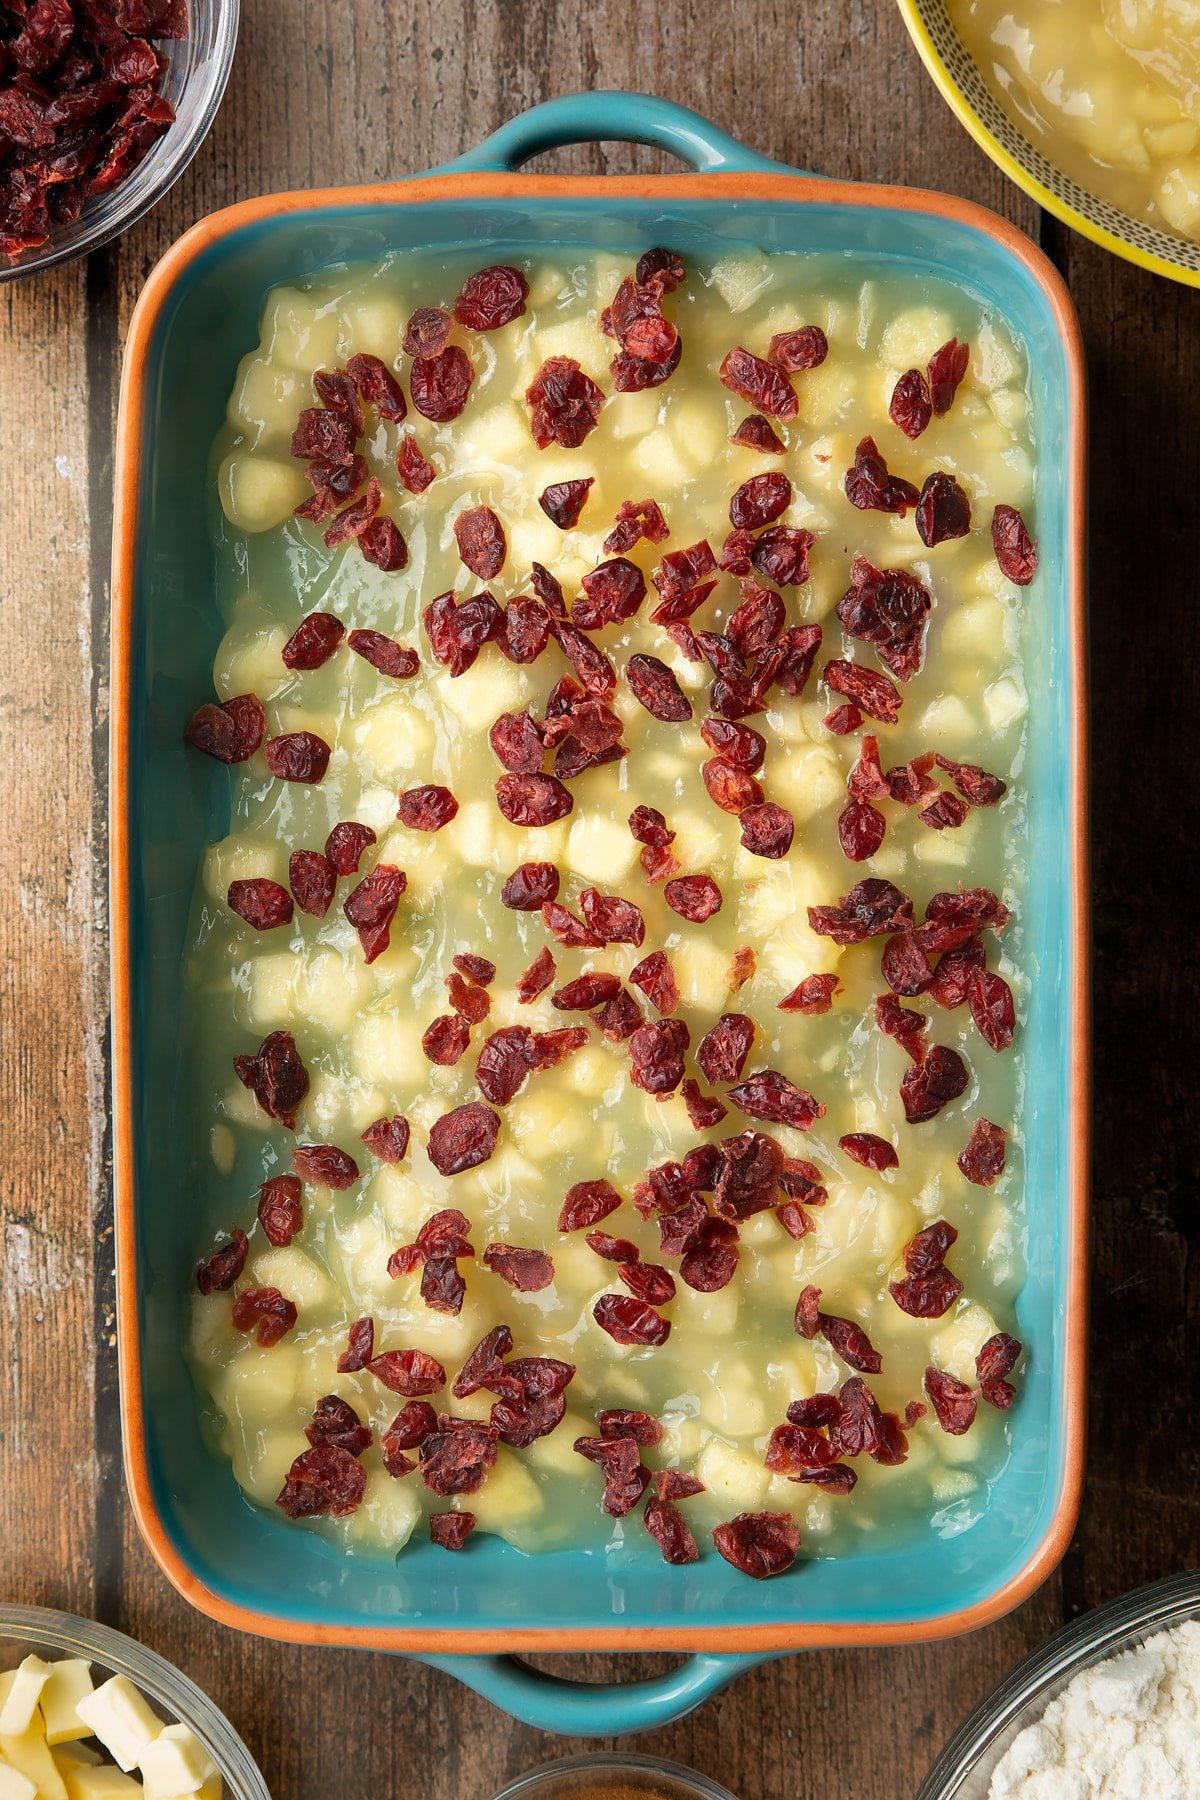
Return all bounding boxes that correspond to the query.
[111,93,1089,1735]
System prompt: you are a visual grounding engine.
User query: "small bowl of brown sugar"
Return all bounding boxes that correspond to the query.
[490,1753,739,1800]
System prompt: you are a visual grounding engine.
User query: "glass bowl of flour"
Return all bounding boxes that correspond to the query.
[917,1569,1200,1799]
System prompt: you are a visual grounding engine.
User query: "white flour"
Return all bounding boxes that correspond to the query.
[989,1619,1200,1800]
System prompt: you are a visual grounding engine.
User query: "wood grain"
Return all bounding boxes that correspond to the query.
[0,0,1191,1795]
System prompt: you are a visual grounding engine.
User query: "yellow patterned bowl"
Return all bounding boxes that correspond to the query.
[896,0,1200,287]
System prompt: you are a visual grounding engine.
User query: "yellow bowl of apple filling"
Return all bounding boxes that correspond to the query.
[898,0,1200,285]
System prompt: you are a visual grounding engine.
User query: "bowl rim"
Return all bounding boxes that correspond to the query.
[915,1569,1200,1798]
[895,0,1200,288]
[488,1750,740,1800]
[0,1601,270,1797]
[110,163,1090,1655]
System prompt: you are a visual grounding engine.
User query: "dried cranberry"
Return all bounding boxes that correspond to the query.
[346,351,406,423]
[889,368,933,439]
[604,498,669,554]
[306,1393,372,1457]
[916,472,972,546]
[727,1069,824,1131]
[653,1469,705,1502]
[360,1116,410,1166]
[368,1348,446,1396]
[395,784,458,832]
[343,864,406,963]
[455,264,528,330]
[587,1231,639,1264]
[290,1144,358,1191]
[739,803,794,860]
[664,874,723,922]
[227,878,293,931]
[550,972,619,1013]
[499,862,559,912]
[879,933,934,998]
[337,1317,375,1374]
[920,792,970,832]
[446,971,490,1022]
[696,1014,755,1085]
[427,1101,500,1176]
[282,612,344,670]
[836,800,885,863]
[778,974,840,1015]
[452,1326,514,1399]
[468,1024,528,1104]
[580,888,645,947]
[825,658,902,724]
[426,1511,473,1550]
[626,653,692,722]
[348,629,419,679]
[231,1286,297,1348]
[977,1332,1022,1409]
[845,436,919,515]
[992,504,1039,584]
[618,1260,676,1307]
[481,1243,553,1292]
[625,950,677,1018]
[276,1444,365,1518]
[958,1118,1007,1187]
[418,1257,466,1315]
[394,433,437,497]
[196,1229,248,1295]
[257,1174,302,1247]
[730,413,785,452]
[927,337,970,414]
[900,1044,969,1124]
[403,307,452,358]
[526,356,605,449]
[917,888,1010,953]
[924,1366,977,1435]
[750,527,813,590]
[712,1511,799,1579]
[539,478,594,529]
[699,759,760,817]
[574,1433,650,1517]
[629,1018,690,1097]
[183,695,264,764]
[677,1080,725,1131]
[495,772,573,827]
[808,878,914,945]
[768,325,828,372]
[765,1421,838,1474]
[453,505,506,581]
[936,754,1007,808]
[422,1013,471,1067]
[233,1030,309,1130]
[889,1253,963,1320]
[558,1178,622,1232]
[635,247,686,289]
[263,731,331,785]
[967,967,1016,1051]
[729,471,792,530]
[726,584,784,659]
[291,407,356,466]
[825,703,863,735]
[644,1498,699,1564]
[836,554,931,683]
[314,825,369,884]
[420,1420,499,1496]
[322,478,382,550]
[511,946,553,1005]
[410,345,474,422]
[593,1293,671,1346]
[720,346,798,419]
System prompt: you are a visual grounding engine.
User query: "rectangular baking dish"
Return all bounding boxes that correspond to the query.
[111,93,1089,1735]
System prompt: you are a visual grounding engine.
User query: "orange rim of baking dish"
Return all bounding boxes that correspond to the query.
[111,168,1090,1654]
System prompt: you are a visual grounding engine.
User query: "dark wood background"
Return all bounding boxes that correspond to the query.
[1,1,1196,1794]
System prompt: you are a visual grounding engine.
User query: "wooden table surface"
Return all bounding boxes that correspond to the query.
[2,2,1196,1794]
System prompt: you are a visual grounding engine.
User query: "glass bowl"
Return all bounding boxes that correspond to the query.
[490,1753,739,1800]
[0,1603,270,1798]
[917,1568,1200,1798]
[0,0,239,285]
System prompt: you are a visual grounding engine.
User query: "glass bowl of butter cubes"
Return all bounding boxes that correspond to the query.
[0,1605,269,1800]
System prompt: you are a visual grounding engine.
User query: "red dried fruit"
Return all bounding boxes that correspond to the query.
[644,1498,699,1565]
[836,555,932,683]
[227,878,294,932]
[291,407,357,466]
[452,1326,514,1399]
[396,784,459,832]
[888,1219,963,1318]
[977,1332,1022,1409]
[343,864,406,962]
[593,1293,671,1346]
[916,472,972,547]
[345,351,407,423]
[539,478,594,530]
[586,1232,640,1264]
[396,432,438,495]
[552,972,621,1013]
[875,994,928,1062]
[493,596,550,665]
[653,1469,705,1502]
[786,1394,842,1430]
[257,1174,303,1248]
[348,629,419,679]
[727,1069,824,1131]
[183,695,264,764]
[712,1511,800,1579]
[539,901,598,950]
[778,974,840,1015]
[729,471,792,530]
[920,792,970,832]
[750,527,813,592]
[936,754,1007,808]
[900,1044,970,1124]
[845,436,920,515]
[420,1420,499,1496]
[635,247,686,290]
[730,414,786,453]
[662,874,721,923]
[495,772,573,827]
[574,1433,650,1517]
[837,800,886,863]
[927,337,970,415]
[629,1018,690,1098]
[839,1132,897,1173]
[958,1118,1007,1187]
[338,1316,375,1373]
[571,557,645,633]
[619,1260,676,1306]
[475,1027,535,1106]
[233,1030,309,1130]
[360,1115,410,1165]
[276,1444,366,1518]
[428,1511,475,1550]
[580,888,646,947]
[453,504,506,582]
[625,653,692,723]
[419,1257,466,1315]
[924,1366,977,1435]
[604,498,669,555]
[558,1178,623,1233]
[410,345,474,422]
[291,1143,359,1190]
[627,950,678,1018]
[511,946,554,1005]
[427,1101,500,1176]
[825,659,902,725]
[196,1229,248,1296]
[881,933,935,998]
[263,731,331,785]
[443,971,489,1023]
[281,612,344,670]
[809,878,915,945]
[498,862,558,912]
[322,478,382,550]
[679,1223,741,1294]
[991,504,1039,584]
[232,1286,298,1348]
[403,307,452,359]
[765,1422,838,1475]
[777,1201,814,1240]
[610,332,683,392]
[482,1244,553,1292]
[696,1015,755,1085]
[967,967,1016,1051]
[455,264,529,330]
[702,758,763,816]
[889,368,933,439]
[725,583,784,659]
[680,1080,726,1131]
[422,1013,471,1067]
[453,950,492,986]
[318,823,371,880]
[719,346,798,419]
[917,888,1010,953]
[739,803,794,860]
[825,704,863,736]
[368,1348,446,1396]
[526,356,605,448]
[769,325,828,372]
[828,1376,887,1459]
[306,1393,372,1457]
[418,1209,475,1259]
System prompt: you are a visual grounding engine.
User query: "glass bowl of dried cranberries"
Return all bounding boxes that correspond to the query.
[491,1753,739,1800]
[1,0,239,281]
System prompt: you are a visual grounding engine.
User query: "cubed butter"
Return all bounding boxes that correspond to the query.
[74,1677,163,1773]
[137,1724,217,1799]
[39,1660,95,1745]
[0,1660,51,1737]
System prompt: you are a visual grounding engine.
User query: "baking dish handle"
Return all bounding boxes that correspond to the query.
[417,1650,771,1735]
[434,92,802,177]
